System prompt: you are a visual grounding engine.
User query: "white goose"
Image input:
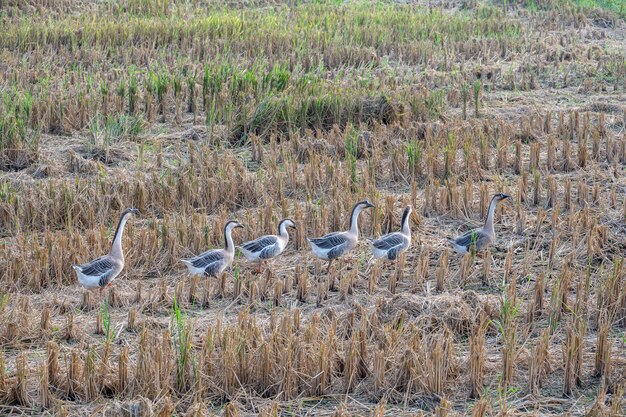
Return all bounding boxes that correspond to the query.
[238,219,296,273]
[181,221,243,277]
[308,200,375,272]
[449,193,510,255]
[72,208,139,293]
[369,205,412,261]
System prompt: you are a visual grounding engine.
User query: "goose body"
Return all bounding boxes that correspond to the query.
[239,219,295,265]
[449,229,493,255]
[181,221,243,277]
[449,193,509,254]
[72,208,139,292]
[73,255,124,289]
[369,206,412,261]
[309,231,357,260]
[308,200,374,271]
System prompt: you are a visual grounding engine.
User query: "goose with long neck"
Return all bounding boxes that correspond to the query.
[181,220,243,277]
[238,219,296,273]
[72,208,139,293]
[482,194,501,235]
[369,206,413,261]
[449,193,510,255]
[308,200,375,272]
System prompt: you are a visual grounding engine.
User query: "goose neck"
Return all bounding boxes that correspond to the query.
[278,222,290,242]
[349,206,363,237]
[484,197,497,234]
[401,211,411,237]
[224,226,235,254]
[110,214,129,260]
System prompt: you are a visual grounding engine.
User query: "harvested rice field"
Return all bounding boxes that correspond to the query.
[0,0,626,415]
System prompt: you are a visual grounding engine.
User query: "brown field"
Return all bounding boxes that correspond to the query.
[1,0,625,415]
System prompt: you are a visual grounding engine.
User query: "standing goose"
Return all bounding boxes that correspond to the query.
[449,193,510,255]
[369,206,412,261]
[308,200,375,272]
[72,208,139,294]
[238,219,296,273]
[181,220,243,277]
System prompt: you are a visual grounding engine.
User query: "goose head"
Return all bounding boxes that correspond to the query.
[355,200,375,210]
[280,219,296,230]
[493,193,510,202]
[225,221,244,231]
[349,200,375,234]
[121,207,140,218]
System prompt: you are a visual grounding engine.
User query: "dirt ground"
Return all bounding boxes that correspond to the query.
[1,1,626,416]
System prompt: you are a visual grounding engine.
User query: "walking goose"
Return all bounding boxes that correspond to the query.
[181,220,243,277]
[449,193,510,255]
[238,219,296,273]
[369,205,412,261]
[308,200,375,272]
[72,208,139,293]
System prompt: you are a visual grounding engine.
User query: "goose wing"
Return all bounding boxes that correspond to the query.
[187,249,224,269]
[453,228,490,251]
[371,233,406,251]
[76,256,116,276]
[308,232,349,250]
[240,236,278,255]
[371,232,408,260]
[203,257,228,277]
[74,256,119,287]
[308,232,352,260]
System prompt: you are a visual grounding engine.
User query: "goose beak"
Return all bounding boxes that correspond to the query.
[235,223,244,229]
[365,202,375,209]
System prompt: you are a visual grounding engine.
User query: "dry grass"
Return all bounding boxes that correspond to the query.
[0,0,626,415]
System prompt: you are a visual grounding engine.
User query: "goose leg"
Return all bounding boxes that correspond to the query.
[326,259,333,273]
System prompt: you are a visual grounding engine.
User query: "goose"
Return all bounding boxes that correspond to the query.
[181,221,243,277]
[72,208,139,294]
[449,193,510,255]
[369,205,412,261]
[308,200,375,272]
[238,219,296,273]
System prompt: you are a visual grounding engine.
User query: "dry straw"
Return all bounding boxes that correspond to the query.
[0,1,625,415]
